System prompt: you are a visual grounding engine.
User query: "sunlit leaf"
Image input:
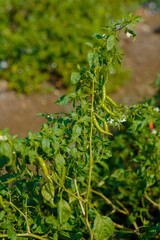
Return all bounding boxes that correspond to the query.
[57,198,71,225]
[93,214,114,240]
[107,35,115,51]
[71,72,81,85]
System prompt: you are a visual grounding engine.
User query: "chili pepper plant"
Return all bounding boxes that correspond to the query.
[1,14,159,240]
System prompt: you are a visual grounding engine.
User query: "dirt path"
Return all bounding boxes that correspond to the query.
[0,8,160,137]
[111,8,160,105]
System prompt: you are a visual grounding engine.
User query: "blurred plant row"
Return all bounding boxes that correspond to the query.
[0,0,144,94]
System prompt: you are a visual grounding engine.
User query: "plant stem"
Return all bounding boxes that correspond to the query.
[8,201,30,233]
[91,189,128,215]
[91,189,116,210]
[74,179,85,216]
[0,233,49,240]
[85,78,95,240]
[114,222,141,236]
[144,192,160,210]
[115,199,129,215]
[86,78,95,201]
[74,179,93,239]
[51,175,85,203]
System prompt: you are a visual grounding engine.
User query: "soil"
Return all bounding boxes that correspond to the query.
[0,8,160,138]
[111,8,160,105]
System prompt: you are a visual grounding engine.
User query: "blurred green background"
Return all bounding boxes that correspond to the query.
[0,0,157,94]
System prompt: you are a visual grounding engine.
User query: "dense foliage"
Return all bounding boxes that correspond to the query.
[0,0,141,93]
[0,14,160,240]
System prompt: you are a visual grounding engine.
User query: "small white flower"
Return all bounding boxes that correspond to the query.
[0,135,8,141]
[107,118,114,124]
[115,24,121,30]
[154,107,159,112]
[120,118,126,123]
[116,115,126,123]
[126,32,132,38]
[102,34,106,38]
[151,129,157,134]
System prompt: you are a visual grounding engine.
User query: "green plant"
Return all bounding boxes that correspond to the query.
[1,14,159,240]
[0,0,141,93]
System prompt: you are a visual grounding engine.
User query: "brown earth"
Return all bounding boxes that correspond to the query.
[111,7,160,105]
[0,8,160,138]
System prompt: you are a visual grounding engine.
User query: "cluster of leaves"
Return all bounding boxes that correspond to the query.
[0,0,141,93]
[92,98,160,239]
[0,14,160,240]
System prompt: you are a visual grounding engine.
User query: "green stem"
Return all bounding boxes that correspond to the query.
[87,78,94,200]
[144,192,160,210]
[8,201,30,233]
[91,189,128,215]
[91,189,116,211]
[74,179,85,217]
[85,78,95,240]
[74,179,93,239]
[51,175,85,203]
[114,223,141,236]
[0,233,49,240]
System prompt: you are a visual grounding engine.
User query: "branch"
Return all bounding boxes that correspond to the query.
[0,233,49,240]
[73,179,86,217]
[114,222,141,236]
[8,200,30,234]
[51,175,85,203]
[91,189,128,215]
[144,192,160,210]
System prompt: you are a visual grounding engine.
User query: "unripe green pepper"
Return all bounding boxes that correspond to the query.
[93,115,112,135]
[38,156,52,183]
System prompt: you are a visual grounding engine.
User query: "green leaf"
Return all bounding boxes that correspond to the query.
[1,220,12,229]
[42,137,51,154]
[28,149,37,164]
[0,210,5,220]
[92,214,104,239]
[53,232,58,240]
[56,95,71,105]
[87,52,99,67]
[93,33,102,39]
[55,154,65,167]
[41,182,55,205]
[107,35,115,51]
[57,198,71,225]
[93,214,114,240]
[7,228,17,240]
[67,93,76,98]
[85,42,93,48]
[55,153,65,176]
[127,214,136,226]
[59,230,83,240]
[87,52,94,67]
[81,100,89,113]
[71,124,82,141]
[0,142,12,164]
[53,123,64,137]
[71,72,81,85]
[34,225,47,234]
[111,168,125,180]
[45,216,58,228]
